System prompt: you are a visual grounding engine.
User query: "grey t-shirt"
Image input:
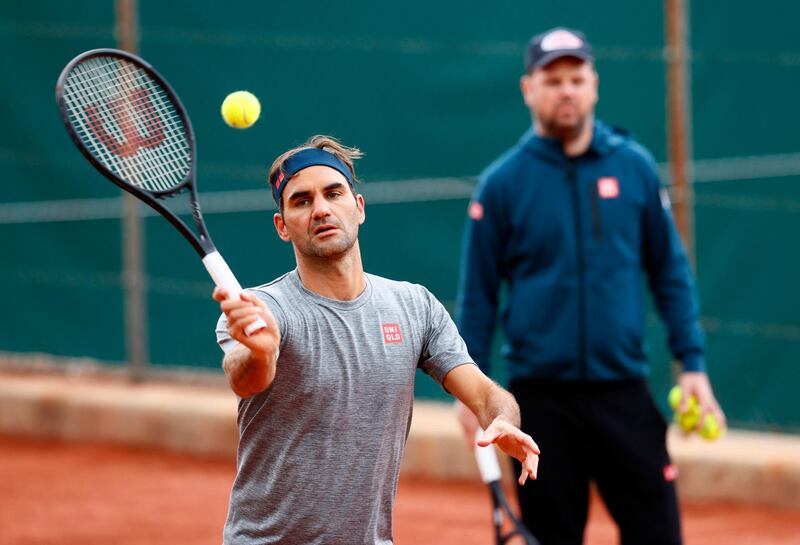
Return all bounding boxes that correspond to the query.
[215,270,473,545]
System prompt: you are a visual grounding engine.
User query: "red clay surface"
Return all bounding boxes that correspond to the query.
[0,435,797,545]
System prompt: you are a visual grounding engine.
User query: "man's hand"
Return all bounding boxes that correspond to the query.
[478,416,540,485]
[678,371,726,431]
[214,288,281,397]
[445,365,540,485]
[214,288,280,356]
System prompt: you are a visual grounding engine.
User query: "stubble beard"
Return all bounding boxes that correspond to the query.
[540,110,587,143]
[301,220,359,259]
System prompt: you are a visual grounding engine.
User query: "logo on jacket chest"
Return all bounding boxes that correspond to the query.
[597,177,620,199]
[381,323,404,343]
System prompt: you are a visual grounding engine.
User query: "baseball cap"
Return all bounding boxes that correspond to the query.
[524,27,594,73]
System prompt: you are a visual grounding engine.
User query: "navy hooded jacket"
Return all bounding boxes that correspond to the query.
[456,120,704,381]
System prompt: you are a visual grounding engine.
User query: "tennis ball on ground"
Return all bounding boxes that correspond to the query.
[700,413,725,441]
[221,91,261,129]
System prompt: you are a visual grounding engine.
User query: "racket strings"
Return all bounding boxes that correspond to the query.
[66,60,188,190]
[74,60,188,192]
[62,56,191,193]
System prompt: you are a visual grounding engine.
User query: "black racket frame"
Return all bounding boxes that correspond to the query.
[487,480,540,545]
[55,48,214,258]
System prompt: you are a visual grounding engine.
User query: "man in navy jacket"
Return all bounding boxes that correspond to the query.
[456,27,726,545]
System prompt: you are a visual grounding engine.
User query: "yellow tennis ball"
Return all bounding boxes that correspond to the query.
[669,386,701,432]
[221,91,261,129]
[676,402,701,432]
[668,385,683,411]
[700,413,725,441]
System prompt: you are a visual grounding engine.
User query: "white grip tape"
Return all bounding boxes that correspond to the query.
[203,251,243,296]
[474,428,502,483]
[202,251,267,335]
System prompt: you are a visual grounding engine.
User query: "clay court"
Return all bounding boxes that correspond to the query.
[1,435,798,545]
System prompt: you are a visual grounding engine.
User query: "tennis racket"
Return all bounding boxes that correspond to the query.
[474,430,540,545]
[55,48,265,335]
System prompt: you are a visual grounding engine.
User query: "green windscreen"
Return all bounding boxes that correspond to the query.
[1,1,798,431]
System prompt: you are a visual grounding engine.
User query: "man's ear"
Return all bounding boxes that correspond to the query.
[520,73,535,109]
[274,212,291,242]
[356,194,366,224]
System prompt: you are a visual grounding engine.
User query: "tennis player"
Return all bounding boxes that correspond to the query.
[214,135,540,545]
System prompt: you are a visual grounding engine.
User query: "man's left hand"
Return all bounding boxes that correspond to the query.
[477,416,540,485]
[678,371,727,432]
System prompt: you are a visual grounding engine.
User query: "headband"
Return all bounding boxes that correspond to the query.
[270,148,354,204]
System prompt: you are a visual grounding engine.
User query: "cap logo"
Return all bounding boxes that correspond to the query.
[541,30,584,52]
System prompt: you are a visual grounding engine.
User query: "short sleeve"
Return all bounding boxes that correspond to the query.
[417,286,476,385]
[214,289,287,354]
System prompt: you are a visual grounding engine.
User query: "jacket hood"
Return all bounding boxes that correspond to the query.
[520,119,630,164]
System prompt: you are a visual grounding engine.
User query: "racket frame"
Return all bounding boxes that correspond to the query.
[56,48,266,335]
[474,430,540,545]
[55,48,214,258]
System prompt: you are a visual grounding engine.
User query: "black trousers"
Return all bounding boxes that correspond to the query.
[509,379,682,545]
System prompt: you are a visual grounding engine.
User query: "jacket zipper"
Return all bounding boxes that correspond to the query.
[567,160,588,379]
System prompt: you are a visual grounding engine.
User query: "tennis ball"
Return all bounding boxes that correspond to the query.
[676,403,701,432]
[668,385,683,411]
[700,413,725,441]
[668,386,701,432]
[221,91,261,129]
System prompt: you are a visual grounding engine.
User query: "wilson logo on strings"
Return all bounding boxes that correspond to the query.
[84,88,165,157]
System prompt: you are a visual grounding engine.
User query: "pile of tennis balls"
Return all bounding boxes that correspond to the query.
[668,386,724,440]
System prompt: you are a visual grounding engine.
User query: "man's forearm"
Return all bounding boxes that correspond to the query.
[223,344,277,398]
[476,383,521,429]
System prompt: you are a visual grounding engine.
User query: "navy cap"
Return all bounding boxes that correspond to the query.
[524,27,594,73]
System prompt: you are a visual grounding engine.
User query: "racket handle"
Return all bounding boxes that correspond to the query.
[202,251,267,335]
[474,428,503,483]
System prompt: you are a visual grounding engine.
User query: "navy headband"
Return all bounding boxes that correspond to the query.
[270,148,354,204]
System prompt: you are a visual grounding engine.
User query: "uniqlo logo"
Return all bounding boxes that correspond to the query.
[382,323,403,343]
[598,177,620,199]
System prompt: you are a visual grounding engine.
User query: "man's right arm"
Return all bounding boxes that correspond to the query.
[222,342,278,398]
[456,177,507,374]
[455,175,507,439]
[214,289,281,398]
